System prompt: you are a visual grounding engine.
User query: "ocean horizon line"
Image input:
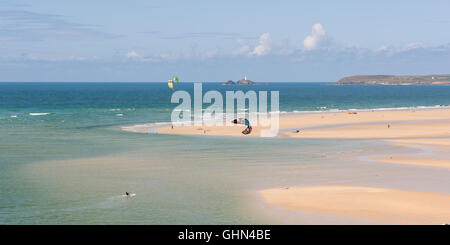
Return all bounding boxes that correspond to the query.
[0,81,337,83]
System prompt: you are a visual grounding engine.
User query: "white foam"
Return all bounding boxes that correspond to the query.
[116,114,124,116]
[120,104,450,134]
[285,105,450,115]
[10,115,17,118]
[121,122,171,133]
[29,113,49,116]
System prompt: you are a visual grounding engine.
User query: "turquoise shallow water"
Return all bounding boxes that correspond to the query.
[1,82,450,224]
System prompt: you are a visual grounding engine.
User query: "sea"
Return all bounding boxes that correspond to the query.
[1,82,450,224]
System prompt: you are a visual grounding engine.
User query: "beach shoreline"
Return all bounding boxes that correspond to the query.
[122,107,450,224]
[259,185,450,224]
[123,107,450,139]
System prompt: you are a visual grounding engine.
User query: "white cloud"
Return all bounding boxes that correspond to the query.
[204,49,219,58]
[375,45,389,52]
[234,44,250,55]
[374,42,425,54]
[374,44,395,55]
[232,34,273,56]
[233,39,251,55]
[126,51,139,58]
[303,23,326,50]
[251,33,272,56]
[403,42,424,51]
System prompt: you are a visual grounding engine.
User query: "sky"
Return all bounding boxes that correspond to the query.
[0,0,449,82]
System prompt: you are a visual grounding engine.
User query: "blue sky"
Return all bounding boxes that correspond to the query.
[1,0,449,82]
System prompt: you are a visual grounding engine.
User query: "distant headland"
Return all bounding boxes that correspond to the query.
[223,75,256,85]
[337,74,450,85]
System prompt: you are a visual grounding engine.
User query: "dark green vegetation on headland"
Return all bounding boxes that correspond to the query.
[337,75,450,85]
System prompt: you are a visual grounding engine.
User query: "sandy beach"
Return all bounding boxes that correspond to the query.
[146,108,450,224]
[151,108,450,138]
[389,138,450,149]
[374,156,450,169]
[260,185,450,224]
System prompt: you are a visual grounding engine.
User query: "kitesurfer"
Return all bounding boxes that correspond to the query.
[168,76,179,91]
[232,118,252,135]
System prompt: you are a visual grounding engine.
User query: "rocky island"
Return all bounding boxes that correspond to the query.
[337,74,450,85]
[237,76,255,85]
[223,80,235,85]
[223,76,256,85]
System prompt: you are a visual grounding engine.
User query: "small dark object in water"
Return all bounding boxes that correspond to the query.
[293,130,300,133]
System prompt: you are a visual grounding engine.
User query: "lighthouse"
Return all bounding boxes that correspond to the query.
[237,75,255,85]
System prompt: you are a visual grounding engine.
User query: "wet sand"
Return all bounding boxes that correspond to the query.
[260,185,450,224]
[389,138,450,149]
[374,156,450,169]
[123,108,450,224]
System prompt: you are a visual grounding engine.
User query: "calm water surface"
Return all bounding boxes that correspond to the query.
[1,82,450,224]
